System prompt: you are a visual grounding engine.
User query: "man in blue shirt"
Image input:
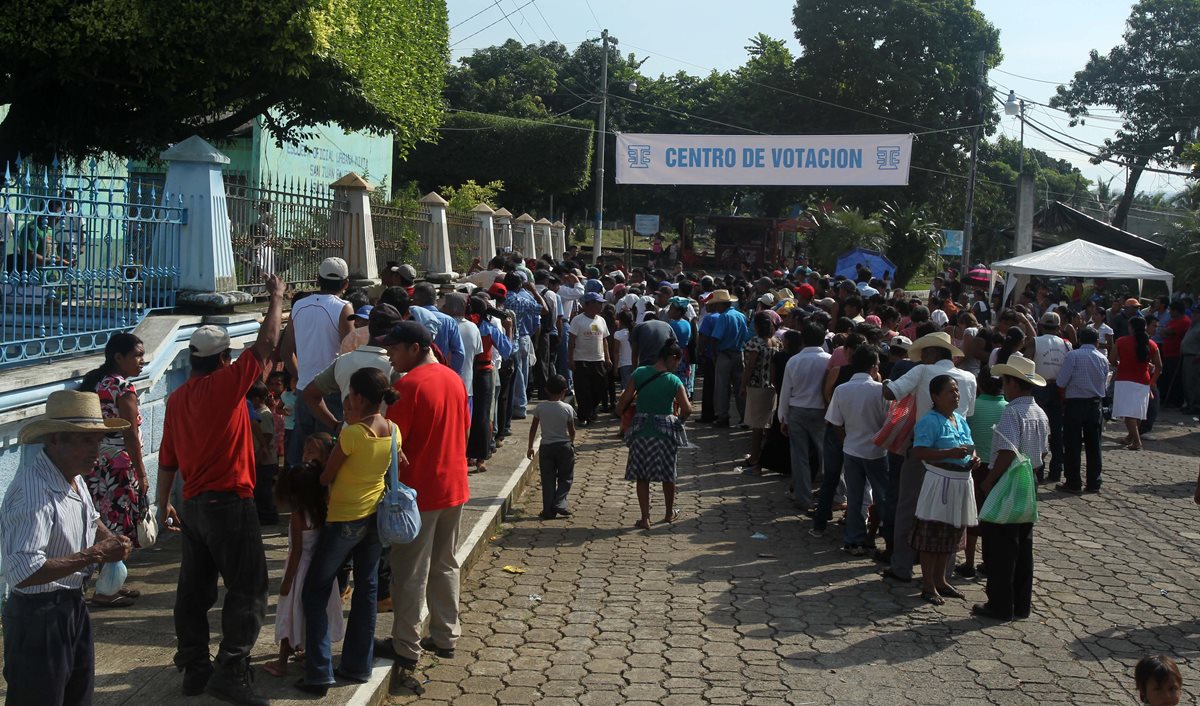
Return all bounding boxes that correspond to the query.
[702,290,749,427]
[1056,326,1109,493]
[503,271,549,419]
[410,283,466,375]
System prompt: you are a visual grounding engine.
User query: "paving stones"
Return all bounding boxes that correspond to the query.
[387,410,1200,704]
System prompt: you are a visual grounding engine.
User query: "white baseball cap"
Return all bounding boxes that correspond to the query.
[189,325,231,357]
[318,257,349,280]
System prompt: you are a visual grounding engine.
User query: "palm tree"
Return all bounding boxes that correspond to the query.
[878,202,941,288]
[806,206,886,274]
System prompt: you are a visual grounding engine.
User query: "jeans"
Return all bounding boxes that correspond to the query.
[814,425,846,531]
[496,359,516,438]
[842,454,889,545]
[981,522,1034,619]
[557,327,572,388]
[1063,398,1103,490]
[539,442,576,515]
[174,493,267,671]
[3,589,92,706]
[881,452,905,550]
[574,361,607,423]
[713,350,745,424]
[302,515,382,685]
[1033,385,1064,480]
[388,504,464,661]
[286,393,343,467]
[618,365,634,390]
[511,334,532,418]
[786,406,825,508]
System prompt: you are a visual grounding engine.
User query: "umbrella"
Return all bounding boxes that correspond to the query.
[965,267,991,284]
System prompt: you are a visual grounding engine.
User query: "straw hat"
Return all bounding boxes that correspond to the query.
[707,289,738,304]
[991,355,1047,387]
[19,390,129,444]
[906,331,964,362]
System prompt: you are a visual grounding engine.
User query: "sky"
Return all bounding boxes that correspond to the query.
[447,0,1188,200]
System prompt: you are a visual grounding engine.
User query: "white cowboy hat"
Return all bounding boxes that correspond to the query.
[991,355,1047,387]
[19,390,129,444]
[907,331,964,362]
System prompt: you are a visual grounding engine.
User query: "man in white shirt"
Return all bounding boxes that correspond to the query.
[567,293,611,425]
[778,322,831,511]
[1025,311,1071,483]
[824,346,888,554]
[882,332,977,581]
[303,304,404,427]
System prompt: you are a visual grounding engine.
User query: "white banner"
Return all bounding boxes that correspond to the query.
[616,133,913,186]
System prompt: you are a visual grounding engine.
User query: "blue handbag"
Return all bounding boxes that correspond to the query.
[377,424,421,546]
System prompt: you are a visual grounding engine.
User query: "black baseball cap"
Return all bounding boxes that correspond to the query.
[373,320,432,347]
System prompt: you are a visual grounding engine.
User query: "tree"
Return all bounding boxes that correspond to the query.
[441,179,504,212]
[1049,0,1200,230]
[0,0,449,161]
[806,206,886,274]
[879,202,941,288]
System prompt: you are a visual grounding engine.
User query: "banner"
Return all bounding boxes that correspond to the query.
[634,214,660,236]
[940,229,964,256]
[616,133,913,186]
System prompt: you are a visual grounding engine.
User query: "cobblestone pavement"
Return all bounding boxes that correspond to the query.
[389,410,1200,706]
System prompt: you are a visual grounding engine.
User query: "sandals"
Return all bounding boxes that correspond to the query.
[1124,443,1143,451]
[938,586,966,600]
[118,587,141,599]
[634,519,651,530]
[262,662,287,678]
[91,593,136,608]
[663,509,681,524]
[921,591,946,606]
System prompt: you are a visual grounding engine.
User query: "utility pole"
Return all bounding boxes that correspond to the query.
[592,29,615,264]
[961,49,985,271]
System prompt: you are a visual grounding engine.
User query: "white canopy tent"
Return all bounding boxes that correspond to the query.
[991,239,1173,302]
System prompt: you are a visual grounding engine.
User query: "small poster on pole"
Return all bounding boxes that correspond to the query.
[634,214,660,236]
[940,229,964,256]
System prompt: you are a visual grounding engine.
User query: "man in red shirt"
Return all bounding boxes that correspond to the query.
[1161,300,1191,407]
[373,321,469,696]
[156,274,284,706]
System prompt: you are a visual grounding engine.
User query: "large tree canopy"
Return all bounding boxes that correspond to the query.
[1050,0,1200,230]
[0,0,449,160]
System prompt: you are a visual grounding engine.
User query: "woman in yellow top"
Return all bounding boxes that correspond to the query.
[297,368,398,695]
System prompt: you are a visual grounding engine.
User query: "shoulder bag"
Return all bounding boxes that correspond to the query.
[377,423,421,546]
[620,370,668,436]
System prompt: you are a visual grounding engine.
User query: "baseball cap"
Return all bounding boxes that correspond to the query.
[759,293,775,306]
[396,264,417,282]
[373,320,432,347]
[1124,297,1141,307]
[348,304,373,321]
[189,325,230,357]
[318,257,349,280]
[1040,311,1061,327]
[585,266,601,278]
[368,303,403,337]
[796,284,816,300]
[487,282,508,298]
[889,335,913,351]
[583,292,604,305]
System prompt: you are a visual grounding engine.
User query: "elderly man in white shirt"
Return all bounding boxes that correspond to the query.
[1,392,133,706]
[882,332,977,582]
[778,321,832,512]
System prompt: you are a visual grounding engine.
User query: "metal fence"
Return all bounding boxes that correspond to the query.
[446,211,482,273]
[372,203,429,272]
[0,159,183,366]
[226,176,348,292]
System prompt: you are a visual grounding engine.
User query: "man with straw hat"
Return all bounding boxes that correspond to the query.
[157,273,285,706]
[975,355,1049,622]
[700,289,750,427]
[882,332,977,583]
[1,390,134,705]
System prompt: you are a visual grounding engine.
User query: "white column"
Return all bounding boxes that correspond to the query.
[421,191,454,278]
[472,203,496,264]
[161,135,251,307]
[494,208,513,252]
[515,213,535,258]
[331,172,378,285]
[535,217,553,258]
[552,220,567,259]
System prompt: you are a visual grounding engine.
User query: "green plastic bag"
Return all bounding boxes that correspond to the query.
[979,452,1039,524]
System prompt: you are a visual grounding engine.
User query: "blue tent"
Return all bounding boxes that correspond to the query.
[835,247,896,282]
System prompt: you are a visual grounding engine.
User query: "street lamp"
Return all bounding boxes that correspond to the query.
[592,29,617,264]
[1004,89,1026,176]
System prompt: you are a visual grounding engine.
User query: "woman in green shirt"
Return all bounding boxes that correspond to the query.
[959,369,1007,578]
[616,341,692,530]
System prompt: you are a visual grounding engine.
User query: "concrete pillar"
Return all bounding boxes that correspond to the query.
[421,191,454,279]
[552,220,566,259]
[535,217,553,259]
[494,208,513,252]
[330,172,378,286]
[161,135,251,308]
[1012,173,1037,300]
[472,203,497,265]
[514,213,535,259]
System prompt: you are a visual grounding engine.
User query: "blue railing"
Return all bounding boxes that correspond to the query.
[0,158,183,366]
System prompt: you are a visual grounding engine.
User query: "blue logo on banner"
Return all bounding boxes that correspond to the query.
[627,145,651,169]
[876,146,901,170]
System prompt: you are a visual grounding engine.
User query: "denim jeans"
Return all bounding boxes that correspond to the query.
[286,393,343,467]
[302,515,382,685]
[174,493,267,671]
[511,334,532,418]
[1033,385,1064,480]
[786,406,825,508]
[814,425,846,531]
[713,350,745,424]
[842,454,889,545]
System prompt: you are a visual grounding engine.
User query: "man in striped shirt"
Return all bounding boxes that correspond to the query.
[1,391,133,706]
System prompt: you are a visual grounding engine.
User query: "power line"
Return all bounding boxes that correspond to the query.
[449,0,536,48]
[581,0,601,28]
[495,0,527,44]
[609,93,765,135]
[445,107,615,134]
[451,3,498,31]
[994,66,1200,88]
[530,0,561,44]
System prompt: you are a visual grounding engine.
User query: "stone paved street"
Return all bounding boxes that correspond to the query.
[390,411,1200,705]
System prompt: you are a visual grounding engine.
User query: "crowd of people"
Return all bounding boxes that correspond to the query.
[5,245,1200,705]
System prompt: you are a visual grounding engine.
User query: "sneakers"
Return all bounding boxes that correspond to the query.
[419,637,456,659]
[389,662,426,697]
[181,663,213,697]
[841,543,868,557]
[807,527,826,538]
[205,661,268,706]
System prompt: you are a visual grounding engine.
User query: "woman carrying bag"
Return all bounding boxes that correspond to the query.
[975,356,1050,622]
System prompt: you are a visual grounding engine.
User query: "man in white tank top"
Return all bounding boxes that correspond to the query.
[280,257,353,465]
[1024,311,1072,483]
